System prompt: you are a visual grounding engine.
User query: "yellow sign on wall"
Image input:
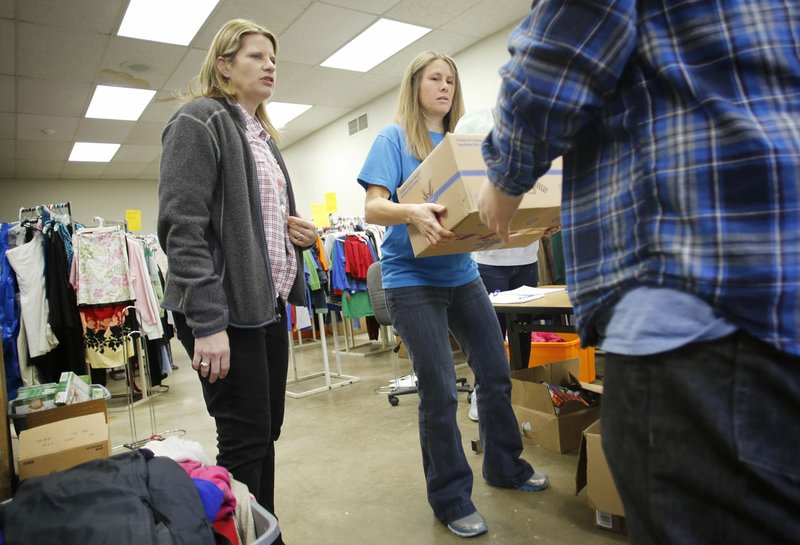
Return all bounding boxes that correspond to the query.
[325,192,338,213]
[311,203,329,228]
[125,209,142,231]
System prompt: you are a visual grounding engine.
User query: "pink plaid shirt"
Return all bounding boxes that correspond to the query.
[234,102,296,303]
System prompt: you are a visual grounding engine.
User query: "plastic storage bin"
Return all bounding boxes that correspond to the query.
[252,499,281,544]
[506,333,596,383]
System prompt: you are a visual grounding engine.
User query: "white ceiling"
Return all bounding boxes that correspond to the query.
[0,0,531,181]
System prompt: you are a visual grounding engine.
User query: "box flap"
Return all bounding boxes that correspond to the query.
[23,398,107,429]
[575,419,625,516]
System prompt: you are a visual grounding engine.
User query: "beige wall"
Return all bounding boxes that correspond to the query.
[1,22,518,232]
[1,178,159,233]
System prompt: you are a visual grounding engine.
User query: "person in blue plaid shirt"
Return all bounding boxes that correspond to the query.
[478,2,800,544]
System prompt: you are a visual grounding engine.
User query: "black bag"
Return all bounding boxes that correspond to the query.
[2,449,216,545]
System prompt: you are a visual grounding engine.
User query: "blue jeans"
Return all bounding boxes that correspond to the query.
[477,262,539,366]
[602,331,800,545]
[386,279,534,523]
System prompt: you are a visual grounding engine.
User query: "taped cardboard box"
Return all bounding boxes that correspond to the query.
[397,133,561,257]
[16,399,110,481]
[510,358,600,453]
[575,420,627,534]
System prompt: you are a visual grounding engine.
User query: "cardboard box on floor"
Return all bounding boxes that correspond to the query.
[575,420,628,534]
[397,133,561,257]
[16,398,110,481]
[510,358,600,453]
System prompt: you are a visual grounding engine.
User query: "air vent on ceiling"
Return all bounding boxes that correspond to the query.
[348,113,369,136]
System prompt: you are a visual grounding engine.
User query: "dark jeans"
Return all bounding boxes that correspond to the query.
[174,304,289,516]
[386,279,533,524]
[602,331,800,545]
[477,262,539,365]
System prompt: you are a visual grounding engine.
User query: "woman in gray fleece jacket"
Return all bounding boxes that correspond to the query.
[157,19,315,539]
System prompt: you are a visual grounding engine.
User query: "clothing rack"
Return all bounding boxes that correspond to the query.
[18,201,73,223]
[285,307,360,398]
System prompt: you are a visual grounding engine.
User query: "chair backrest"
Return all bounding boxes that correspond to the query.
[366,261,391,327]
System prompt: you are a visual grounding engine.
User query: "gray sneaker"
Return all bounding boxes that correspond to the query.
[447,511,487,538]
[517,470,550,492]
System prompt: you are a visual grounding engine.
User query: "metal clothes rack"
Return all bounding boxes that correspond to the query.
[18,201,73,223]
[285,306,360,398]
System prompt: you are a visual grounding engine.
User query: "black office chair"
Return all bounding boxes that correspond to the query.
[366,261,473,406]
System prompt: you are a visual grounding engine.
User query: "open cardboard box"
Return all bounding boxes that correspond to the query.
[397,133,561,257]
[575,420,627,534]
[16,398,110,481]
[510,358,600,453]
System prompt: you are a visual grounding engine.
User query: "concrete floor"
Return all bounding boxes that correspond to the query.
[106,332,629,545]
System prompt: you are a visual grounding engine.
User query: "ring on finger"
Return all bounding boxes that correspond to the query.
[199,360,210,368]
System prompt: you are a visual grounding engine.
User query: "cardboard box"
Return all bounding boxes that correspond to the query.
[510,358,600,453]
[397,133,561,257]
[16,399,110,480]
[575,420,627,534]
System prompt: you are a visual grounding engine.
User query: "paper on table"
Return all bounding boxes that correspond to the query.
[488,285,565,305]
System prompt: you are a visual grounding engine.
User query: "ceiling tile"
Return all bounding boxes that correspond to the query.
[126,121,167,145]
[102,162,148,179]
[76,119,134,143]
[323,0,399,13]
[316,72,399,109]
[16,140,72,161]
[0,19,14,75]
[0,75,13,111]
[16,160,64,178]
[139,96,181,124]
[17,0,125,33]
[114,144,161,163]
[193,0,314,47]
[0,139,14,159]
[17,77,93,116]
[442,0,530,39]
[285,105,351,132]
[0,0,14,19]
[100,37,187,90]
[61,162,107,179]
[0,159,14,178]
[137,161,160,179]
[369,28,478,78]
[0,113,13,140]
[17,22,108,82]
[278,3,376,65]
[272,60,314,94]
[277,129,312,149]
[272,66,359,105]
[17,114,79,142]
[162,49,207,95]
[385,0,483,28]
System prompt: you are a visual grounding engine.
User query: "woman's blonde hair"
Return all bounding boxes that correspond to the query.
[396,51,465,161]
[190,18,280,141]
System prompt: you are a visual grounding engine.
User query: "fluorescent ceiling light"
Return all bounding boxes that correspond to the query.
[267,102,312,129]
[69,142,121,162]
[321,19,431,72]
[85,85,157,121]
[118,0,219,46]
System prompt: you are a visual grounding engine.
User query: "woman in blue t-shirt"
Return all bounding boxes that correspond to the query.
[357,51,549,539]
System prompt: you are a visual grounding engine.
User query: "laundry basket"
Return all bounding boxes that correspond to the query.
[251,500,281,544]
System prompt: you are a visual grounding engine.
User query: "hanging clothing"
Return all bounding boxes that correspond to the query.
[6,231,59,357]
[0,223,23,399]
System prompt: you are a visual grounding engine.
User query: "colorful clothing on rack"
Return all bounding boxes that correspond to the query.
[79,303,136,369]
[71,228,133,306]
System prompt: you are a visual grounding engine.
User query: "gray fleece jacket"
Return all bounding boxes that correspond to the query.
[158,97,309,337]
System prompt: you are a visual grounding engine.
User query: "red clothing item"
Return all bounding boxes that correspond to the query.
[213,516,240,545]
[343,235,373,279]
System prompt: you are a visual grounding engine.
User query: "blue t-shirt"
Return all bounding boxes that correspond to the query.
[357,124,479,289]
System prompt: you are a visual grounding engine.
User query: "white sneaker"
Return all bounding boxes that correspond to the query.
[468,390,478,422]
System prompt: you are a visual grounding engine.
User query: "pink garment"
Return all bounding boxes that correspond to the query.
[178,460,237,521]
[531,332,565,343]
